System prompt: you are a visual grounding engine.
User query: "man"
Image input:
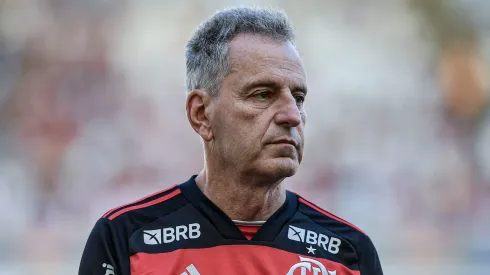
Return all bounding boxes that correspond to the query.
[79,7,383,275]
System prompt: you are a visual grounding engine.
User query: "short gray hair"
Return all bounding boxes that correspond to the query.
[185,7,295,96]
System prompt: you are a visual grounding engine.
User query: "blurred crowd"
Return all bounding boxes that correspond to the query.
[0,0,488,274]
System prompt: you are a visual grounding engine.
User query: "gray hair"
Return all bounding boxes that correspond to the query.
[185,7,295,96]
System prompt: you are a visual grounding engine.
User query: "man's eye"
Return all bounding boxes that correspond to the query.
[295,95,305,104]
[255,91,271,100]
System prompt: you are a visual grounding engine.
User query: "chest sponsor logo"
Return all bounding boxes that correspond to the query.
[287,256,336,275]
[143,223,201,245]
[288,225,341,254]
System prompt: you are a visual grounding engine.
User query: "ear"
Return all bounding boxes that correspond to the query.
[186,90,214,142]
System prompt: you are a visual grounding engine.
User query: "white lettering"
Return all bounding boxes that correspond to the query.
[176,225,188,241]
[145,223,201,245]
[163,227,175,243]
[328,237,341,254]
[306,230,318,245]
[189,223,201,239]
[287,225,342,255]
[317,234,329,251]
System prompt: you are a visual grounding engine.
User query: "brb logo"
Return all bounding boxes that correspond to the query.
[288,225,341,254]
[143,223,200,245]
[286,256,336,275]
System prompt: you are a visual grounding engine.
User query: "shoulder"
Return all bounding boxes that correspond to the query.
[294,193,375,251]
[295,193,366,235]
[99,184,187,227]
[293,193,383,273]
[81,185,188,270]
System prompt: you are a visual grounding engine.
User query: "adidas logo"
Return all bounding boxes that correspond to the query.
[102,263,115,275]
[180,264,201,275]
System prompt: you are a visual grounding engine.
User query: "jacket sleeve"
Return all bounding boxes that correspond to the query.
[358,235,383,275]
[78,218,129,275]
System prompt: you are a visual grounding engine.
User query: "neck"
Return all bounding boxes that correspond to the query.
[195,169,286,221]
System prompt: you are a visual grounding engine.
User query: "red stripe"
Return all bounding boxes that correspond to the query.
[130,245,360,275]
[298,198,366,235]
[102,185,177,218]
[108,189,181,220]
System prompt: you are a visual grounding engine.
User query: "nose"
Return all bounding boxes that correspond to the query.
[273,92,302,127]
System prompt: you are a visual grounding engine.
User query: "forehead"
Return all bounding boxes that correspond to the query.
[227,34,306,87]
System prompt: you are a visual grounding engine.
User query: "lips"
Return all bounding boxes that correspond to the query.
[268,139,298,148]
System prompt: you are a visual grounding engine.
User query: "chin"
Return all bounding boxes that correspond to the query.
[257,158,299,180]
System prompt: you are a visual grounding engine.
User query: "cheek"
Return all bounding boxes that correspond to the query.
[213,108,251,143]
[232,103,266,129]
[216,101,269,143]
[237,104,261,121]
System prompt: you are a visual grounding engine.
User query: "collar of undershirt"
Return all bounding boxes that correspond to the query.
[232,220,266,226]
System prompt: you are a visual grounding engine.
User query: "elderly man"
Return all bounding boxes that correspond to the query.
[79,7,383,275]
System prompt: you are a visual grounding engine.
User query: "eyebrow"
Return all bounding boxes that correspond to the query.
[242,79,308,95]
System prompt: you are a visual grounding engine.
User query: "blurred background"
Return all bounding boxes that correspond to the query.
[0,0,489,274]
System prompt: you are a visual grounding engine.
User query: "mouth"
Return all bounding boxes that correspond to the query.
[268,139,299,148]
